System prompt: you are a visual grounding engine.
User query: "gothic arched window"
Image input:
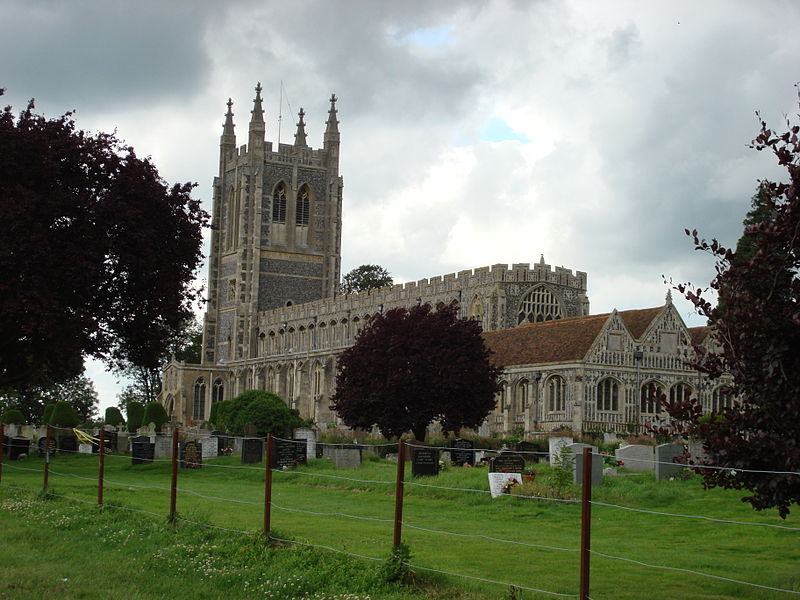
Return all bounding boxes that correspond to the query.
[518,286,564,324]
[597,378,620,411]
[711,386,733,411]
[516,379,529,413]
[212,379,224,404]
[296,186,310,225]
[640,381,664,414]
[193,378,206,421]
[669,382,693,409]
[547,375,566,412]
[313,362,323,398]
[272,182,287,223]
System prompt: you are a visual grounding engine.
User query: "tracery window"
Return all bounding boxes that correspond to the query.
[212,379,224,404]
[669,382,693,409]
[313,362,323,398]
[296,186,310,225]
[597,378,619,411]
[711,386,733,411]
[272,182,287,223]
[498,382,508,410]
[547,375,566,412]
[193,378,206,421]
[516,379,529,413]
[640,381,664,414]
[518,286,564,324]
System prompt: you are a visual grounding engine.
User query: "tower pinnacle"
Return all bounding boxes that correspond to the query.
[220,98,236,148]
[250,82,265,125]
[324,93,339,145]
[248,82,265,152]
[294,107,308,147]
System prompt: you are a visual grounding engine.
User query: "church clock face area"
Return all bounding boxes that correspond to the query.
[159,84,726,435]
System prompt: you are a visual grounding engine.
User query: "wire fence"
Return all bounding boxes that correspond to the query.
[1,424,798,599]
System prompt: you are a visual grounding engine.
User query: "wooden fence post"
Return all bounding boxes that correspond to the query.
[97,429,106,505]
[264,434,273,537]
[579,447,593,600]
[169,428,179,522]
[0,423,4,485]
[393,439,406,547]
[43,424,52,492]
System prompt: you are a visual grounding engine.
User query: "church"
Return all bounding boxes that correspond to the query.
[159,84,731,435]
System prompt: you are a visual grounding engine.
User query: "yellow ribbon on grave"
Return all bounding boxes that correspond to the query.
[73,429,99,445]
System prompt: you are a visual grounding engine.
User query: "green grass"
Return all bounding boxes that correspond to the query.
[1,453,799,600]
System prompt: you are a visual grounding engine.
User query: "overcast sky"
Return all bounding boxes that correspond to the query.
[3,0,798,414]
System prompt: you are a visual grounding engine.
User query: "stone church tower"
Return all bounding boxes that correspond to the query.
[202,83,343,368]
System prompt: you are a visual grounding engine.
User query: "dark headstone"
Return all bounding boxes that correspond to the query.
[293,439,307,465]
[412,447,440,477]
[272,438,297,469]
[131,435,155,465]
[38,437,56,458]
[316,443,325,459]
[59,434,78,455]
[516,441,543,462]
[96,430,117,454]
[241,438,264,464]
[180,441,202,469]
[490,452,525,473]
[7,437,30,460]
[451,439,475,466]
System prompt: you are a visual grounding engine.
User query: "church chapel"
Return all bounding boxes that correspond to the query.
[159,85,731,435]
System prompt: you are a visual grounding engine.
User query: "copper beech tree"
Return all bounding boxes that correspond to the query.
[658,101,800,517]
[330,303,502,441]
[0,90,208,391]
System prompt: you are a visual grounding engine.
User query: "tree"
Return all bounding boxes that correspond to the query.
[126,401,145,434]
[330,303,502,441]
[0,372,99,424]
[1,409,24,425]
[141,401,169,430]
[0,90,208,392]
[662,100,800,517]
[226,390,303,437]
[49,401,79,428]
[340,264,393,295]
[104,406,125,427]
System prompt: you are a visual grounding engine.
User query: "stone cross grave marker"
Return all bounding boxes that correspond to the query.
[131,436,154,465]
[411,447,439,477]
[451,439,475,466]
[241,438,263,464]
[180,440,202,469]
[656,443,685,480]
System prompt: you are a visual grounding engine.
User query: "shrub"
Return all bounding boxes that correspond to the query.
[42,403,56,425]
[1,408,25,425]
[104,407,125,427]
[378,543,412,584]
[49,401,79,428]
[227,390,303,437]
[141,402,169,431]
[126,402,144,433]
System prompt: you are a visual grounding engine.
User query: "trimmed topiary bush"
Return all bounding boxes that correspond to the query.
[126,401,144,433]
[42,403,56,425]
[1,409,25,425]
[227,390,303,437]
[49,401,79,428]
[104,406,125,427]
[141,402,169,431]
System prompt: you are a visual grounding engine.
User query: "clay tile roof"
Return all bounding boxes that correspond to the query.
[483,313,611,368]
[617,306,663,339]
[688,325,713,345]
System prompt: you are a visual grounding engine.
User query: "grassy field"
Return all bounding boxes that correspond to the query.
[0,451,798,600]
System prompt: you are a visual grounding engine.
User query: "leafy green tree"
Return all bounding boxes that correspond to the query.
[0,372,98,425]
[126,401,145,433]
[226,390,302,437]
[340,264,393,295]
[42,403,55,426]
[104,407,125,427]
[662,101,800,517]
[1,409,25,424]
[0,89,208,392]
[330,303,502,441]
[49,401,79,428]
[141,402,170,430]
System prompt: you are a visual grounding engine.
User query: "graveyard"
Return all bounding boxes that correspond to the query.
[1,435,798,599]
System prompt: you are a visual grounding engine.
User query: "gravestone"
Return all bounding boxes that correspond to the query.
[180,441,202,469]
[451,439,475,466]
[548,436,573,465]
[272,438,297,469]
[561,443,598,470]
[216,436,233,456]
[411,447,439,477]
[241,438,264,464]
[334,448,361,469]
[490,452,525,473]
[687,439,709,464]
[98,430,118,454]
[59,434,78,455]
[38,437,56,458]
[615,444,655,472]
[232,437,243,456]
[78,443,93,454]
[316,443,325,459]
[293,439,307,465]
[516,441,543,462]
[154,436,173,459]
[293,428,316,463]
[7,437,30,460]
[573,452,603,486]
[201,438,217,460]
[655,443,685,480]
[116,432,129,453]
[131,436,155,465]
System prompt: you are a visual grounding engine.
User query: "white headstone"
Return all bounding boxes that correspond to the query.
[78,443,93,454]
[334,448,361,469]
[488,472,522,498]
[573,452,603,486]
[201,438,217,460]
[293,427,317,461]
[615,444,655,472]
[655,443,685,480]
[548,437,573,465]
[154,436,173,459]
